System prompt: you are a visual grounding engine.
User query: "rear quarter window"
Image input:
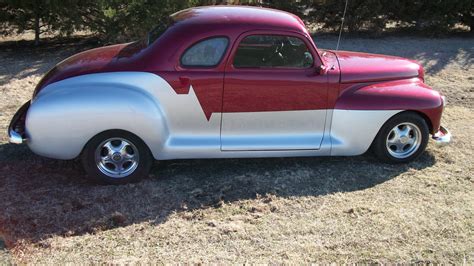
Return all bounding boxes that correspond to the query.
[180,37,229,68]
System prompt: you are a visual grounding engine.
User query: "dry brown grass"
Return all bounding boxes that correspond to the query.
[0,36,473,264]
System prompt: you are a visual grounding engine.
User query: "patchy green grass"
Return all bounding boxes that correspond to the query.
[0,36,473,264]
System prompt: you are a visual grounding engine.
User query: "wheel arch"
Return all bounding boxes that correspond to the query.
[368,110,431,150]
[369,110,430,163]
[79,129,153,159]
[404,110,433,133]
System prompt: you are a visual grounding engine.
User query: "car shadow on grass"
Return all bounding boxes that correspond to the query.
[0,142,436,248]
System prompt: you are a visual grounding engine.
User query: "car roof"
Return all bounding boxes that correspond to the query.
[171,6,306,33]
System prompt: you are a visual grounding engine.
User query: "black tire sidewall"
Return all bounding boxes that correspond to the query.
[82,130,153,185]
[373,112,429,163]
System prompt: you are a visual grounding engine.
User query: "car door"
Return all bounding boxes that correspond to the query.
[221,31,328,151]
[153,36,231,157]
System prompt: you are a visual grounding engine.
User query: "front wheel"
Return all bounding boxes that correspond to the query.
[372,112,429,163]
[82,130,153,185]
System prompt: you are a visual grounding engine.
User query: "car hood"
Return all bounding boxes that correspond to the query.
[33,41,147,97]
[333,50,424,83]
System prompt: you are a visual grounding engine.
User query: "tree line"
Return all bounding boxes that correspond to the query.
[0,0,472,45]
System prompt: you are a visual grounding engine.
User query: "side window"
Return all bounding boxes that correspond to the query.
[181,37,229,67]
[233,35,314,69]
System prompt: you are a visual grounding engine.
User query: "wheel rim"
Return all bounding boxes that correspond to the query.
[95,138,139,178]
[386,122,422,159]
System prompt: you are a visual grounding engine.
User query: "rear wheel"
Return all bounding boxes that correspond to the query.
[372,112,429,163]
[82,130,153,185]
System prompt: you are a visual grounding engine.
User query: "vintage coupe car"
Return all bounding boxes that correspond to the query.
[8,6,450,184]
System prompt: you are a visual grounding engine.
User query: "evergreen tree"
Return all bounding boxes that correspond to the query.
[0,0,94,45]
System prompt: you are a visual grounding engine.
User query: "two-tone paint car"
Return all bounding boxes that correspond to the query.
[8,6,451,184]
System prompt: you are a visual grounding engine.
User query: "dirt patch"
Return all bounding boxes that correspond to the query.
[0,36,473,264]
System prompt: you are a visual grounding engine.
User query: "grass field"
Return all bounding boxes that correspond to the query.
[0,35,473,263]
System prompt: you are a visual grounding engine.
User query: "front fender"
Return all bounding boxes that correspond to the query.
[26,72,169,160]
[335,78,443,133]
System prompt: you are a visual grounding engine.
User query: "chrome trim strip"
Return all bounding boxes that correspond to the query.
[432,126,451,146]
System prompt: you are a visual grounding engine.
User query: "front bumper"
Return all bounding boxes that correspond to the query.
[8,101,30,144]
[432,126,451,146]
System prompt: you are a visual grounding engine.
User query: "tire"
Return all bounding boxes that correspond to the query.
[81,130,153,185]
[372,112,429,163]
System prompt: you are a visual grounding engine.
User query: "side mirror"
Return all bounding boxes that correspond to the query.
[315,65,327,75]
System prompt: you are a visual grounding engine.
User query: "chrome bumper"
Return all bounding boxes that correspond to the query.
[8,101,30,144]
[432,126,451,146]
[8,128,25,144]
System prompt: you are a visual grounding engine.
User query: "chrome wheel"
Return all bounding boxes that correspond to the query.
[95,138,139,178]
[386,122,422,159]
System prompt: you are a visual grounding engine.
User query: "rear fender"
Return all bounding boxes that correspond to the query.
[26,72,170,160]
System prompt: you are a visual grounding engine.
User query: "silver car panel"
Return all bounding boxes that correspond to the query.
[329,109,401,156]
[26,72,401,160]
[221,110,327,151]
